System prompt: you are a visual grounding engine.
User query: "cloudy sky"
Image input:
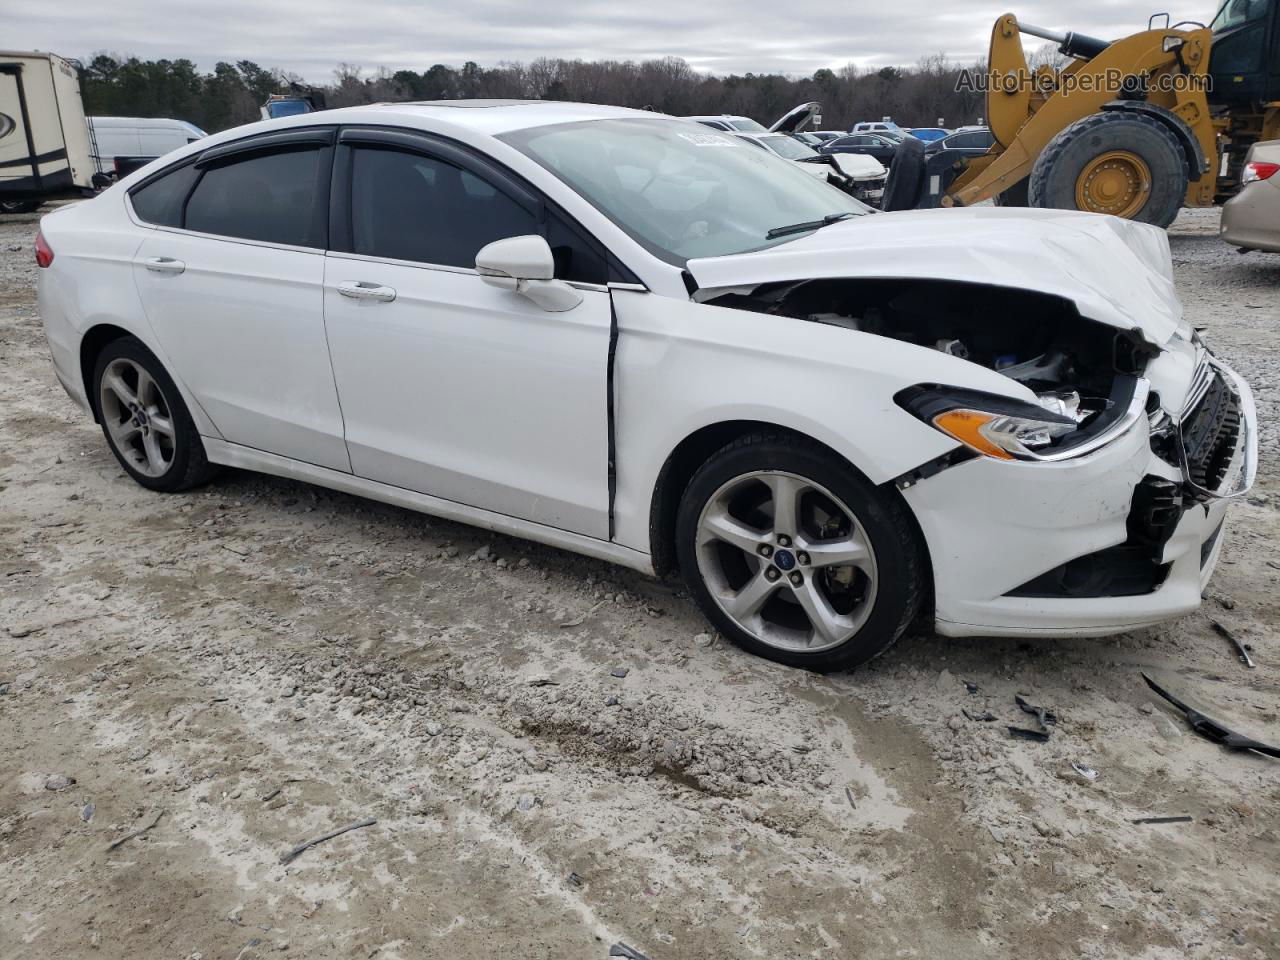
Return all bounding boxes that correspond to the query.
[13,0,1223,80]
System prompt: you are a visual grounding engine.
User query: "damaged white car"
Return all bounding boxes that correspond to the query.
[37,102,1257,671]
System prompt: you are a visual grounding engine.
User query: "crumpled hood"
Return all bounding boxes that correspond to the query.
[687,206,1188,347]
[826,152,886,181]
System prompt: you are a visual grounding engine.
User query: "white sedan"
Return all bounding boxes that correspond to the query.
[36,101,1256,671]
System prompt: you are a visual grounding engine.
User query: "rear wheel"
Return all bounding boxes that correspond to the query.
[1028,111,1188,227]
[675,432,925,672]
[1,199,39,214]
[92,336,217,492]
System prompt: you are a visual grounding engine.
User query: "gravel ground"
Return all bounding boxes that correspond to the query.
[1,204,1278,960]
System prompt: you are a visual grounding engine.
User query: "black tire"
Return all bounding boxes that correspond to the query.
[674,431,926,672]
[993,177,1030,207]
[91,336,218,492]
[1,199,39,214]
[1028,111,1188,227]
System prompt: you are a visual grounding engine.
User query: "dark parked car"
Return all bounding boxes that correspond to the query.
[820,133,901,166]
[924,127,995,159]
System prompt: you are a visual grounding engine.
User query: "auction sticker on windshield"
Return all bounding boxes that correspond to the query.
[677,131,741,147]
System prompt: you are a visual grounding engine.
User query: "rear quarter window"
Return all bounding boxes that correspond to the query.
[128,163,201,227]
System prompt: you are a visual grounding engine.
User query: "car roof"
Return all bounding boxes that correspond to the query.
[261,100,664,138]
[154,101,679,168]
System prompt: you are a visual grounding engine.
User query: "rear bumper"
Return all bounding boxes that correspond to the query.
[902,357,1254,639]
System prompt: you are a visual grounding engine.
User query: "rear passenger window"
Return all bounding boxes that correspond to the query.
[129,163,201,227]
[184,147,324,247]
[349,146,537,268]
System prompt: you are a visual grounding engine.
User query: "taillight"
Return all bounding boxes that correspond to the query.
[1242,160,1280,184]
[35,229,54,268]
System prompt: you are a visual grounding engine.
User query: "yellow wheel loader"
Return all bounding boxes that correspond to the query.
[895,2,1280,226]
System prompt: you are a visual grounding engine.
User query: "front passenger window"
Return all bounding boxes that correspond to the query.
[349,146,538,268]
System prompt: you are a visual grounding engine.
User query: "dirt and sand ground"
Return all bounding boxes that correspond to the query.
[1,206,1278,960]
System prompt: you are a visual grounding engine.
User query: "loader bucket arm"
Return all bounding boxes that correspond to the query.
[945,14,1215,208]
[987,13,1034,150]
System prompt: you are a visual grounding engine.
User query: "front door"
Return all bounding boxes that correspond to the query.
[322,131,614,538]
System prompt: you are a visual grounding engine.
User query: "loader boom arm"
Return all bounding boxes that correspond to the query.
[945,14,1217,209]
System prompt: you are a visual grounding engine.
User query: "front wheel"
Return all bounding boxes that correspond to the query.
[675,433,926,672]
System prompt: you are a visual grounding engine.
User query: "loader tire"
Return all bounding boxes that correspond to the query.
[1028,111,1188,227]
[993,177,1029,207]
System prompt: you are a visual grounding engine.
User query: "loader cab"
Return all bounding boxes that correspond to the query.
[1209,0,1280,105]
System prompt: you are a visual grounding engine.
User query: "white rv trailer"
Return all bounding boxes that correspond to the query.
[0,51,94,212]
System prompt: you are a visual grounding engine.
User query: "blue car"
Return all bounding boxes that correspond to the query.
[906,127,950,142]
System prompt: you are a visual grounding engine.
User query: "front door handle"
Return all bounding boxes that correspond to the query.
[144,256,185,275]
[337,280,397,303]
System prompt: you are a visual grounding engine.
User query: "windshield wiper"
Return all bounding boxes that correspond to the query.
[766,212,855,240]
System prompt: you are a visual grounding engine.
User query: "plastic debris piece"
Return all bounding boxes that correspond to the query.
[1007,726,1050,743]
[1015,695,1058,726]
[1211,620,1256,669]
[1071,762,1099,782]
[280,818,376,865]
[1141,673,1280,758]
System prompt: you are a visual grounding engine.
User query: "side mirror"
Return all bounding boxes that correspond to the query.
[475,235,582,313]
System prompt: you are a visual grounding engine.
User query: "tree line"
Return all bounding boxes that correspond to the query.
[79,52,996,134]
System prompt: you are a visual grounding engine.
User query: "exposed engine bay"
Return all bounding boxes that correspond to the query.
[706,277,1159,456]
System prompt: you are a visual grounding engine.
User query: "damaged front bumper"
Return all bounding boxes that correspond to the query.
[900,355,1256,639]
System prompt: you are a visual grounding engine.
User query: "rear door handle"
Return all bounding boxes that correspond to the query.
[337,280,397,303]
[144,256,185,275]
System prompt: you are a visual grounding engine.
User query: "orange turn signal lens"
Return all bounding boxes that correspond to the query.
[931,410,1015,460]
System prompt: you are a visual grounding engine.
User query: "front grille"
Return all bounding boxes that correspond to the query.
[1181,366,1241,493]
[1182,355,1214,419]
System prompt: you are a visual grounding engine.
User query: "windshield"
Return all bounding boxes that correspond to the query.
[503,119,867,264]
[727,118,767,132]
[1211,0,1268,29]
[759,135,819,160]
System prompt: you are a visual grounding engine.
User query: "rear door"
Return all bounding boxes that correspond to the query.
[322,127,615,537]
[130,128,350,471]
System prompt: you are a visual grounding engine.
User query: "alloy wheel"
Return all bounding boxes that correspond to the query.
[98,357,177,478]
[694,470,879,653]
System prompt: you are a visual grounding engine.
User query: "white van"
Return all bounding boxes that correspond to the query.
[0,51,95,212]
[87,116,207,179]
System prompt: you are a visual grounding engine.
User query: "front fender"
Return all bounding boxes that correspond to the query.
[609,288,1035,554]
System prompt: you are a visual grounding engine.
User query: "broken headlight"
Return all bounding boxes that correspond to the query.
[895,385,1079,461]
